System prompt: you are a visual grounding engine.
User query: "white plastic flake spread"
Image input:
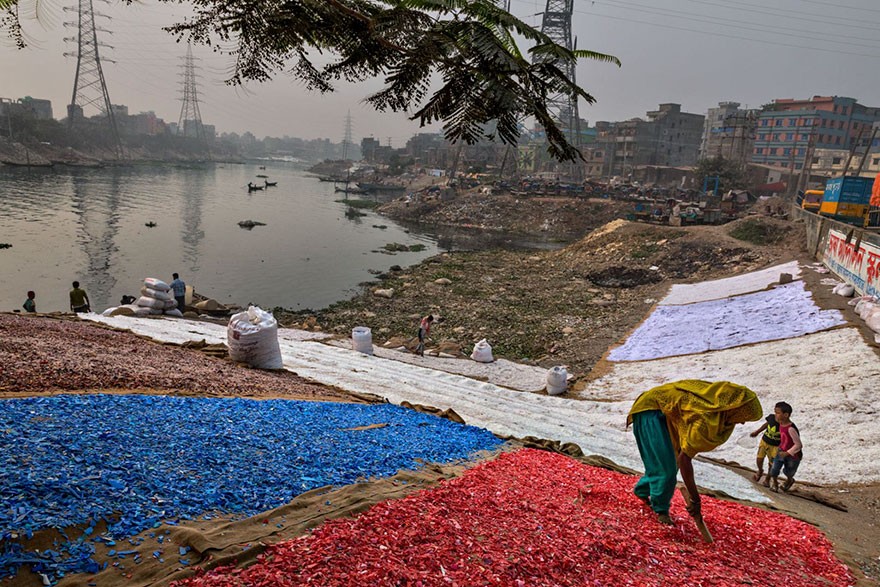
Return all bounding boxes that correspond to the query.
[583,327,880,486]
[81,313,768,503]
[608,281,845,362]
[660,261,801,306]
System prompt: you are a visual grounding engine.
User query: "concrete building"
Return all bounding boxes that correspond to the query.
[16,97,54,120]
[127,111,167,136]
[799,146,880,186]
[0,97,54,120]
[646,103,705,168]
[752,96,880,173]
[700,102,758,163]
[596,104,705,177]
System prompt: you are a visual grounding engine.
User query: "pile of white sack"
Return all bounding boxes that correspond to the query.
[101,277,183,317]
[227,306,283,369]
[850,295,880,343]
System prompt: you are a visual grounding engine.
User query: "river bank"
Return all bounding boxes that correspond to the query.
[0,137,244,167]
[279,216,806,379]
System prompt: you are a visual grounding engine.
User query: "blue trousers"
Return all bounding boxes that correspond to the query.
[632,410,678,515]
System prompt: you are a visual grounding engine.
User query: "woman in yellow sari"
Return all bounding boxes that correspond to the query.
[627,380,763,525]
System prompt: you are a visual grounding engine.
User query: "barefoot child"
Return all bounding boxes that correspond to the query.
[768,402,802,492]
[749,403,782,484]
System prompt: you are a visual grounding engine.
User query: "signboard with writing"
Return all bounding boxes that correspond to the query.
[824,229,880,298]
[823,176,873,204]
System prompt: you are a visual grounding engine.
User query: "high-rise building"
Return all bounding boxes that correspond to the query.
[596,104,704,177]
[752,96,880,173]
[700,102,758,164]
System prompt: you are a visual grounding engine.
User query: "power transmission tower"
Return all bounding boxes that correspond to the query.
[63,0,122,158]
[539,0,581,179]
[178,43,206,145]
[341,111,353,161]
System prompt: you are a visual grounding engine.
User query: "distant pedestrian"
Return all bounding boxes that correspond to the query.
[170,273,186,313]
[22,291,36,313]
[69,281,90,313]
[415,314,434,356]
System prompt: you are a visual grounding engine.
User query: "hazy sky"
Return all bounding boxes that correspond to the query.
[2,0,879,146]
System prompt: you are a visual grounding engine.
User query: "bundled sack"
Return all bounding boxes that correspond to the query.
[470,338,494,363]
[136,296,178,310]
[141,286,173,301]
[227,305,283,369]
[144,277,171,292]
[832,283,855,297]
[546,366,568,396]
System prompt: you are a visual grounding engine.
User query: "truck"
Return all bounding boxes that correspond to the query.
[819,176,875,227]
[800,189,824,213]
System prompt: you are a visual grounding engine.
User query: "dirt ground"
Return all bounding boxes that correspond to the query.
[286,216,807,381]
[380,192,635,240]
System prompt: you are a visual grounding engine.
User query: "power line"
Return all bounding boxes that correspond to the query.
[793,0,880,14]
[593,0,880,50]
[570,7,880,59]
[681,0,880,31]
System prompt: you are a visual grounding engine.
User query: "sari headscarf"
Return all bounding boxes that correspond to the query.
[628,380,763,457]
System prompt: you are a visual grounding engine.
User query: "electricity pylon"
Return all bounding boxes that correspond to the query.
[341,111,353,161]
[177,43,206,145]
[540,0,582,177]
[63,0,122,158]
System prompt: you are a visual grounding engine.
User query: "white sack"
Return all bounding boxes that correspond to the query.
[352,326,373,355]
[144,277,171,292]
[164,308,184,317]
[470,338,494,363]
[136,296,167,309]
[141,286,173,301]
[835,284,855,297]
[546,366,568,396]
[227,305,283,369]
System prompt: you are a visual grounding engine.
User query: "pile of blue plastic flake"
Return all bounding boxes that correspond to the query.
[0,394,503,582]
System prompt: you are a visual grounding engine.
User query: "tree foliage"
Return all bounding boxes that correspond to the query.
[694,155,747,193]
[2,0,619,161]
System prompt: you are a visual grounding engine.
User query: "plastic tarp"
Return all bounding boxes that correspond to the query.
[660,261,801,306]
[608,281,845,362]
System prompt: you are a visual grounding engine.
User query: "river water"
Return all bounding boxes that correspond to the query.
[0,162,446,314]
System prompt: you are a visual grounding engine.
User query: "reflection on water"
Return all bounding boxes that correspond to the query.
[180,170,208,273]
[70,172,121,308]
[0,164,563,314]
[0,163,445,313]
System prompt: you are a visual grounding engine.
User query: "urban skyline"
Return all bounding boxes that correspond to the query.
[2,0,879,145]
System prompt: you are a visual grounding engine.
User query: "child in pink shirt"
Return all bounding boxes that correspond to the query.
[767,401,802,492]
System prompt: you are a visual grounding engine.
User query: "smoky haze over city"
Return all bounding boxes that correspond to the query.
[2,0,879,143]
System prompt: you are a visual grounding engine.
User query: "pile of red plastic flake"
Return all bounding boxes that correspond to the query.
[175,448,854,587]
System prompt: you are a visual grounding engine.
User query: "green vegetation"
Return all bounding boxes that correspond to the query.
[3,0,619,162]
[694,156,747,193]
[729,219,789,246]
[335,199,379,209]
[630,243,659,259]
